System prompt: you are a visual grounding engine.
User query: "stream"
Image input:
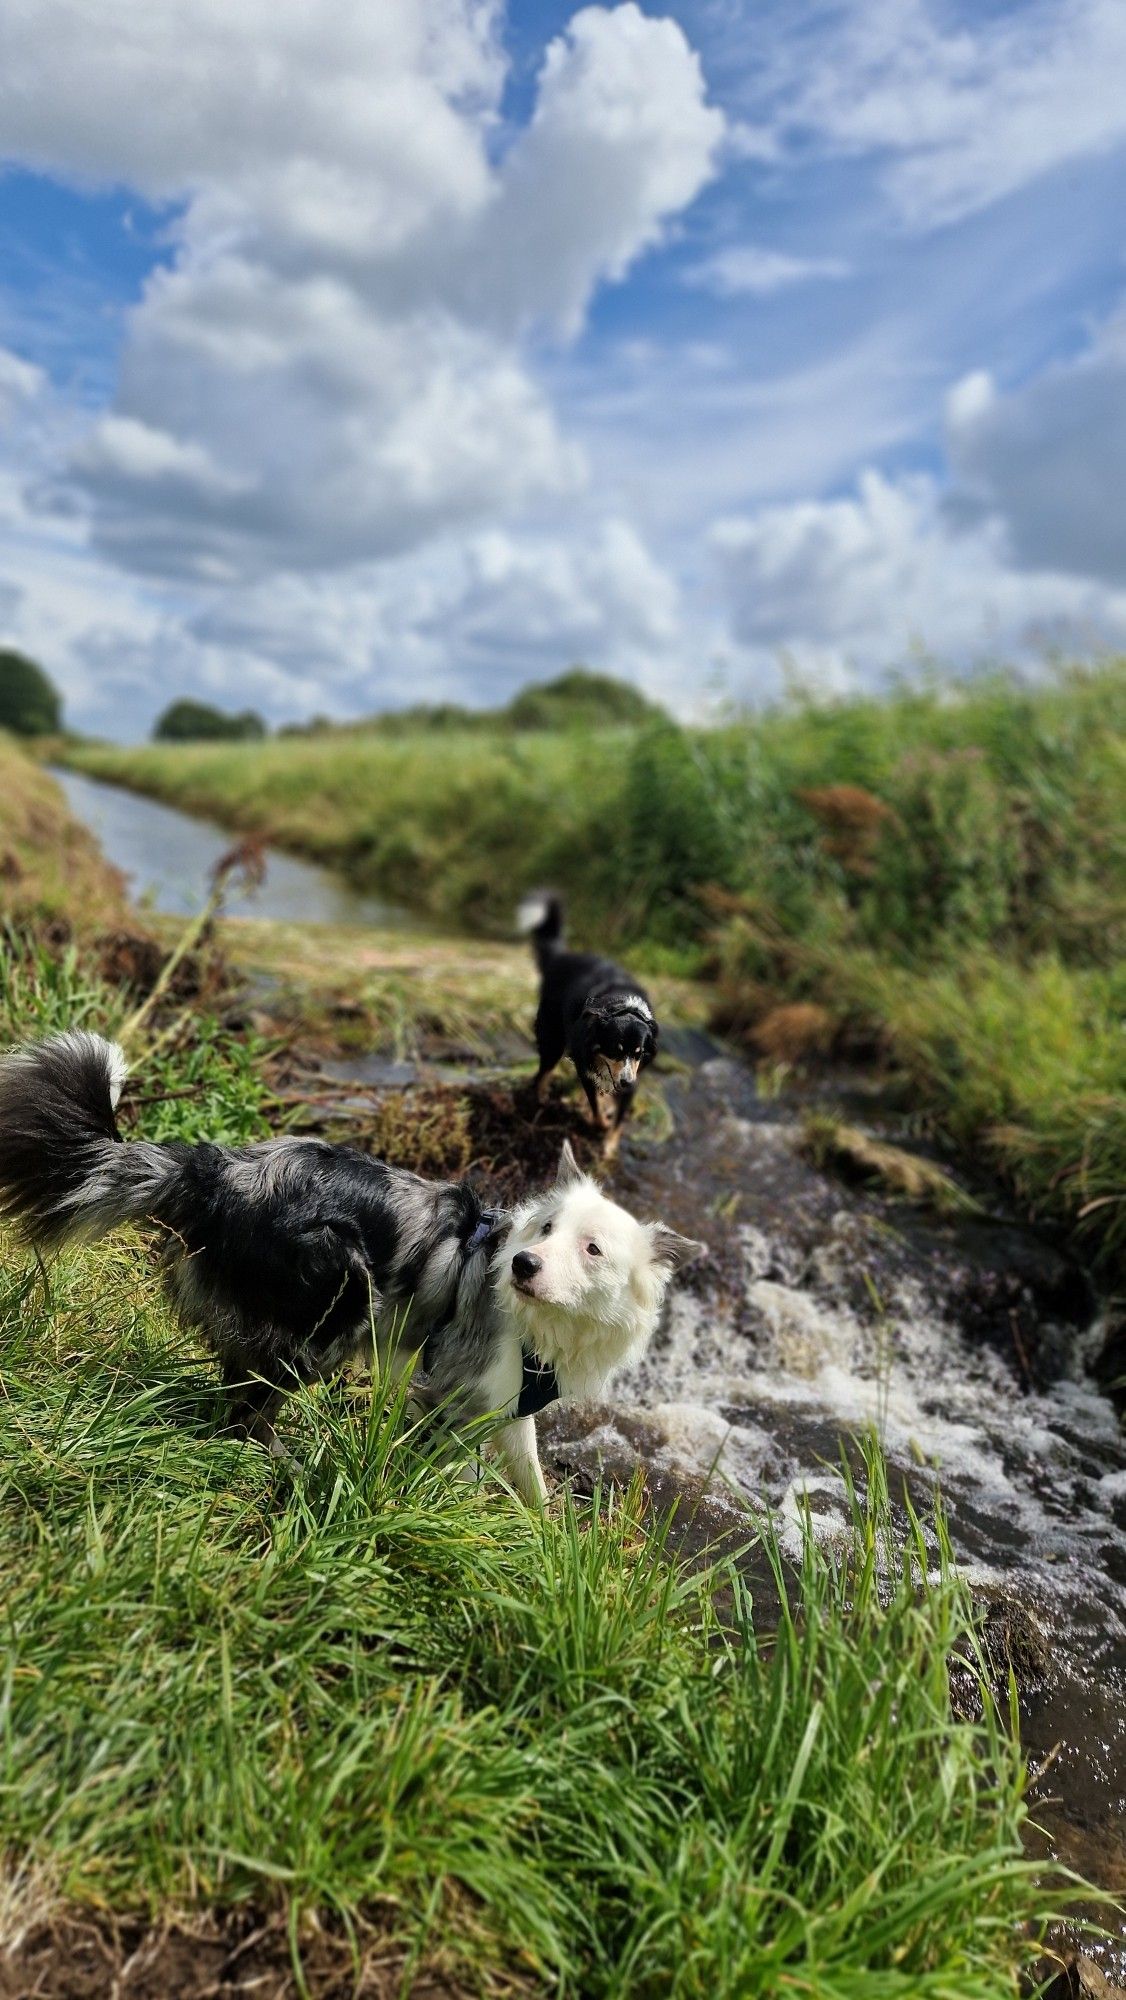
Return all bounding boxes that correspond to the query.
[55,766,1126,1978]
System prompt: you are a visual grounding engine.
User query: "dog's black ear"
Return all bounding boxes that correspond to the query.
[649,1224,706,1272]
[556,1138,584,1187]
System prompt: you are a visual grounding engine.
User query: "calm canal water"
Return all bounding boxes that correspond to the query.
[51,766,412,928]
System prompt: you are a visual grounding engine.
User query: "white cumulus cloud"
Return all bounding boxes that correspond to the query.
[1,0,724,633]
[712,466,1126,694]
[946,309,1126,588]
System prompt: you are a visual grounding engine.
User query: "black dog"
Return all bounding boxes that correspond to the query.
[518,892,659,1158]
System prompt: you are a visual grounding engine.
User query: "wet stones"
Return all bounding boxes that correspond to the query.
[1035,1953,1126,2000]
[896,1212,1096,1386]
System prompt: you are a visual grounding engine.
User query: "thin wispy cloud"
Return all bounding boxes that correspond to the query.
[684,246,849,296]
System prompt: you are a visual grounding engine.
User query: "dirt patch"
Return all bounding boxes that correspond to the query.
[278,1062,611,1206]
[0,1904,531,2000]
[97,926,227,1004]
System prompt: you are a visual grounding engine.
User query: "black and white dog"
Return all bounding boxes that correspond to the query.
[0,1031,701,1501]
[519,892,659,1159]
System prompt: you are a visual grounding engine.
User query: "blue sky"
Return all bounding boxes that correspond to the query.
[1,0,1125,736]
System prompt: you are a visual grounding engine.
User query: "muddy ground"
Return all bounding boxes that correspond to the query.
[0,1902,534,2000]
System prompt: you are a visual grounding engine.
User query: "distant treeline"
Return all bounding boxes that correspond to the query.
[321,669,665,737]
[156,669,665,743]
[2,649,665,745]
[154,698,267,743]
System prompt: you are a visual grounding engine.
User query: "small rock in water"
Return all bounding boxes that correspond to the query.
[1036,1953,1126,2000]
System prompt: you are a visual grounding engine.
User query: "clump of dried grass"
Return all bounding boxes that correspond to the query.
[800,1111,982,1215]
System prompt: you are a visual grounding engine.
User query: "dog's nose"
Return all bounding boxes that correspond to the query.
[512,1250,542,1283]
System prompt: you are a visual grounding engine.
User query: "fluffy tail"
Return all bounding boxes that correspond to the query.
[0,1031,177,1251]
[517,890,564,961]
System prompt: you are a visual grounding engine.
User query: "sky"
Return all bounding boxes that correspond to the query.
[1,0,1125,738]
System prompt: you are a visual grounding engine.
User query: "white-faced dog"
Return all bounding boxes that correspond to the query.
[0,1031,703,1501]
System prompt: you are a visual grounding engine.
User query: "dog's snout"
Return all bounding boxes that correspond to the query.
[512,1250,542,1283]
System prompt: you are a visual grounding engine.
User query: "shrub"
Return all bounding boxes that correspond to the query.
[860,747,1023,954]
[0,648,61,736]
[505,667,665,732]
[154,699,266,742]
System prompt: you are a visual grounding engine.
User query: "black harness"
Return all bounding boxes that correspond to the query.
[515,1350,561,1418]
[421,1208,561,1419]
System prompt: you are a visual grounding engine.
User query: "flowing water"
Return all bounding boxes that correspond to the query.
[51,766,413,928]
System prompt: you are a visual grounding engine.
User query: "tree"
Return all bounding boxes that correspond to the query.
[504,668,665,731]
[153,699,266,743]
[0,649,62,736]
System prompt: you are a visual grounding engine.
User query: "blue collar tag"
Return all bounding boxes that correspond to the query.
[466,1211,502,1254]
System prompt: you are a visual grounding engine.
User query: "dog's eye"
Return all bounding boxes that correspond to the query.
[586,1241,602,1257]
[540,1220,552,1237]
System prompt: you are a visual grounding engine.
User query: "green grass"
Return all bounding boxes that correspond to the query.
[0,1258,1064,1997]
[0,942,1073,1995]
[830,952,1126,1260]
[709,921,1126,1269]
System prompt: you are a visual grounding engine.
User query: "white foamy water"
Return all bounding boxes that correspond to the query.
[563,1087,1126,1643]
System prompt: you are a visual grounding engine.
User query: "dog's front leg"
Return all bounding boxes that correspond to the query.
[223,1373,289,1460]
[602,1083,635,1161]
[579,1074,609,1129]
[494,1414,549,1504]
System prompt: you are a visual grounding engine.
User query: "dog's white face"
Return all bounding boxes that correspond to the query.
[497,1141,703,1387]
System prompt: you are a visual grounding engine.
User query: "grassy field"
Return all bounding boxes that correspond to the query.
[0,916,1073,1997]
[63,662,1126,1266]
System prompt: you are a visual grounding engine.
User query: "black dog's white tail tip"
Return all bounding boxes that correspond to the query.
[517,890,564,946]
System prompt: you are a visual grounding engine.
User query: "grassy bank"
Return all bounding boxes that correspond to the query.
[0,937,1070,1997]
[63,663,1126,1265]
[0,732,132,935]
